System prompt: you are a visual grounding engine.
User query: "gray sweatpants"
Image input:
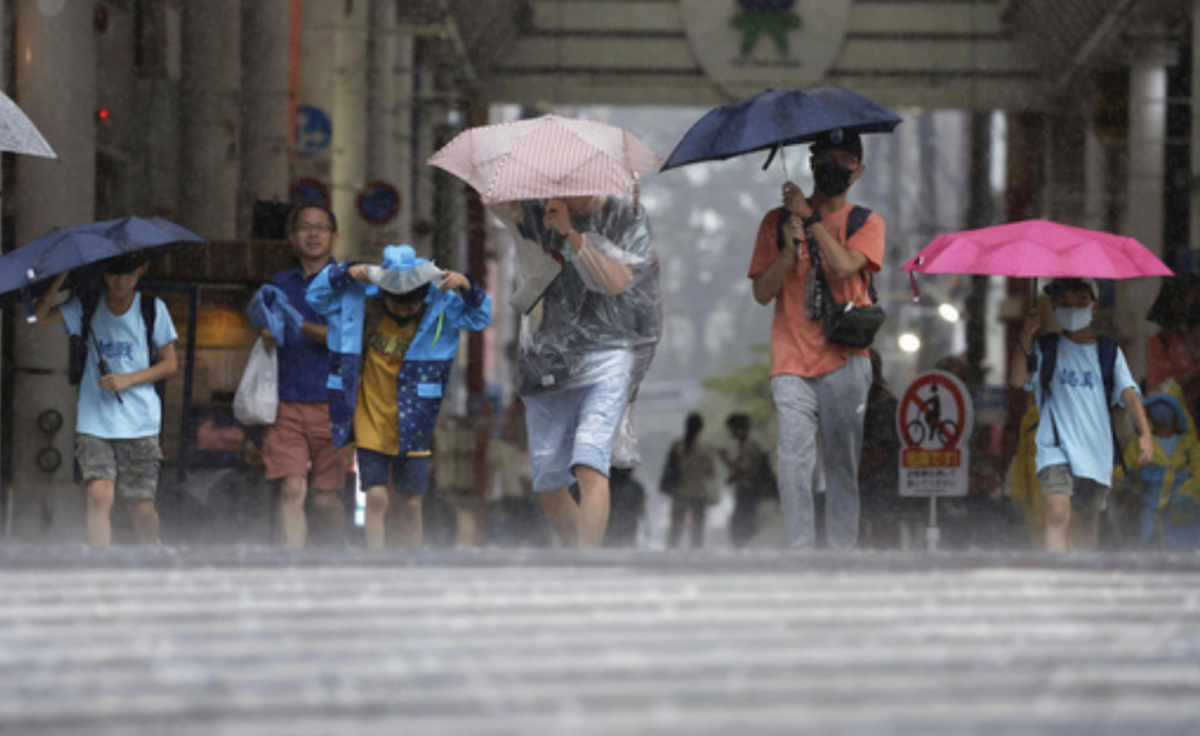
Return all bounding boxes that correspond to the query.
[771,355,872,549]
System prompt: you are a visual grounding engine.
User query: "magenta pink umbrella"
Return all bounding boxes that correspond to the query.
[427,114,661,203]
[901,219,1174,301]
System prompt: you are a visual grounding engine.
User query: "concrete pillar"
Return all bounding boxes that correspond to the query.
[180,0,240,239]
[412,67,439,258]
[331,2,369,259]
[366,0,400,247]
[9,0,96,539]
[1122,46,1169,379]
[396,34,415,244]
[240,0,293,237]
[1084,127,1108,233]
[296,0,335,219]
[1045,108,1088,225]
[1191,0,1200,253]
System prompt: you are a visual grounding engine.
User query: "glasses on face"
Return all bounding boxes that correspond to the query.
[296,222,334,234]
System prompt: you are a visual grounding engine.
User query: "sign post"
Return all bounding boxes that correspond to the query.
[897,370,974,550]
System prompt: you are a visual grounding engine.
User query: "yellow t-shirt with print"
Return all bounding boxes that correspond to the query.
[354,313,417,455]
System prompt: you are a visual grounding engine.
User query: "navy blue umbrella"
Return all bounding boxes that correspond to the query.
[0,216,204,320]
[661,86,902,173]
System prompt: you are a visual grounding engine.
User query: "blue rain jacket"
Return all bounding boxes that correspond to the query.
[306,260,492,451]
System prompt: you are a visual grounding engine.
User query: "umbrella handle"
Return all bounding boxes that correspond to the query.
[908,272,921,304]
[19,282,36,324]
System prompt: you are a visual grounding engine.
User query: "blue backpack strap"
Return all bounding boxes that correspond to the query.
[139,291,159,366]
[1097,336,1118,405]
[1036,333,1059,401]
[1096,335,1129,474]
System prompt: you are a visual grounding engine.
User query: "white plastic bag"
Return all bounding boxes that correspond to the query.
[233,338,278,425]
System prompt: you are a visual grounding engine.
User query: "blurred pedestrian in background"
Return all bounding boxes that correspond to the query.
[719,413,775,548]
[858,350,903,548]
[1145,273,1200,417]
[1115,382,1200,551]
[664,413,717,549]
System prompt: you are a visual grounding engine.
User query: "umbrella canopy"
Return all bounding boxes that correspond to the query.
[0,216,205,319]
[900,219,1173,301]
[427,114,661,203]
[902,220,1173,279]
[0,89,56,159]
[660,86,901,172]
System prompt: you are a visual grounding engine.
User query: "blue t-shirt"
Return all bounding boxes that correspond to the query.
[1027,337,1138,486]
[271,266,332,402]
[61,293,178,439]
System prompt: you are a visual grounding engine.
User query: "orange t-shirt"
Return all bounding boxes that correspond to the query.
[748,203,885,378]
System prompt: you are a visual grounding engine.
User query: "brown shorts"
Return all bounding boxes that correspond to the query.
[263,401,351,491]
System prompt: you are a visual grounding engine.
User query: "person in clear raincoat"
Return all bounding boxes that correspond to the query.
[491,195,661,548]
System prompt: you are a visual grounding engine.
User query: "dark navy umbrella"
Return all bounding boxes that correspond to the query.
[0,216,204,321]
[661,86,902,174]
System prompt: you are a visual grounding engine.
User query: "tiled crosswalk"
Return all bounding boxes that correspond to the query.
[2,547,1198,735]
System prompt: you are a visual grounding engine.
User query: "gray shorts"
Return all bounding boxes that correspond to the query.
[1037,464,1109,514]
[75,434,163,501]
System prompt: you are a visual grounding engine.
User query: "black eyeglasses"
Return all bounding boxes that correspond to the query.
[296,222,334,233]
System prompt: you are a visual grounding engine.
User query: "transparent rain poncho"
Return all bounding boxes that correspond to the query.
[497,196,662,397]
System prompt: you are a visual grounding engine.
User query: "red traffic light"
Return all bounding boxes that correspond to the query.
[96,108,110,122]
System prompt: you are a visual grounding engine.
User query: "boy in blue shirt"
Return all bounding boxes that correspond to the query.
[1010,278,1153,552]
[33,254,178,547]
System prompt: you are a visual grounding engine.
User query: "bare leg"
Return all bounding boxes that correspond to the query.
[127,499,160,544]
[310,488,347,544]
[575,465,610,548]
[538,488,579,547]
[1072,511,1101,552]
[85,479,115,548]
[364,485,389,550]
[393,493,423,548]
[668,500,686,548]
[454,506,478,547]
[1044,494,1072,553]
[277,475,308,548]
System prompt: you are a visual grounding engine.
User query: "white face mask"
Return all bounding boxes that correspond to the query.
[1056,306,1093,332]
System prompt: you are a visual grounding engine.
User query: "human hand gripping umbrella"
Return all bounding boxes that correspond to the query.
[428,114,661,312]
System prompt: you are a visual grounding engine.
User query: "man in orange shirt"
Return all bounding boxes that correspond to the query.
[747,129,885,549]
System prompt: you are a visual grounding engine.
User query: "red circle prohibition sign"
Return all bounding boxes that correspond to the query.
[898,373,967,449]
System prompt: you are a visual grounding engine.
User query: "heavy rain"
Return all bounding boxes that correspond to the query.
[1,1,1199,734]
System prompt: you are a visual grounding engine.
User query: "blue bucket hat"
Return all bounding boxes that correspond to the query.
[366,245,441,297]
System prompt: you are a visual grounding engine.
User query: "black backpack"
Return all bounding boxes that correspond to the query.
[67,289,161,387]
[1030,333,1125,471]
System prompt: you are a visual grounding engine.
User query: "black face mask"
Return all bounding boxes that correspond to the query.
[813,161,853,196]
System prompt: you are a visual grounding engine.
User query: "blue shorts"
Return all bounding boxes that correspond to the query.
[356,449,430,496]
[523,349,633,492]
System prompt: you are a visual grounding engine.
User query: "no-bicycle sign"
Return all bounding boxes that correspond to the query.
[897,370,974,497]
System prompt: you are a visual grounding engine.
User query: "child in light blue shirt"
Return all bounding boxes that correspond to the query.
[34,254,178,547]
[1010,278,1152,552]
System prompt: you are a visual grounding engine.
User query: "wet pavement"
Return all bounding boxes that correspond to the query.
[1,546,1199,735]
